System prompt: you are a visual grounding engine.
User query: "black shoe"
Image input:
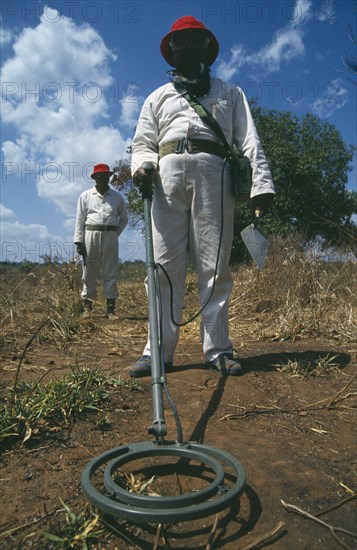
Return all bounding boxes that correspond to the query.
[210,353,243,376]
[106,299,116,318]
[129,356,173,378]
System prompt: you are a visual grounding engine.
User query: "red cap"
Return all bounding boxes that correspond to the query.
[91,163,113,179]
[160,16,219,66]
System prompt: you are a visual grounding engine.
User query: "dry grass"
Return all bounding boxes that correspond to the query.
[274,353,340,378]
[0,236,356,362]
[229,235,357,346]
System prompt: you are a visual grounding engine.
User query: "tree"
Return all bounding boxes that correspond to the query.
[112,159,143,228]
[113,107,356,263]
[231,106,356,263]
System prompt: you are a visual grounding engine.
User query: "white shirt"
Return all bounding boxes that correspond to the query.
[132,77,275,198]
[74,187,128,243]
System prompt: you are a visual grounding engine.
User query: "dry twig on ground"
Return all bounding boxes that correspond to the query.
[281,499,357,550]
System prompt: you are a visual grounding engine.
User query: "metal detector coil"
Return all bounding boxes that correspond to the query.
[81,162,246,523]
[82,440,246,523]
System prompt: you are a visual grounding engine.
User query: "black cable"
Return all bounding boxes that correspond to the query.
[163,379,183,444]
[155,262,184,444]
[157,157,227,327]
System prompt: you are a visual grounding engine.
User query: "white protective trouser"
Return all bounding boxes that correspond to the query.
[81,230,119,300]
[143,151,235,363]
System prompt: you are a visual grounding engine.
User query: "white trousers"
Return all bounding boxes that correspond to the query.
[143,151,234,363]
[81,230,119,300]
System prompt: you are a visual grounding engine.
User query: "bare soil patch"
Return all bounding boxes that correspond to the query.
[0,260,356,549]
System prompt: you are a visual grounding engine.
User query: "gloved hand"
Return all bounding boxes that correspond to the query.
[133,167,155,199]
[75,242,86,256]
[252,193,275,217]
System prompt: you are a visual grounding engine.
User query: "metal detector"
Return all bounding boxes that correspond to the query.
[81,162,246,523]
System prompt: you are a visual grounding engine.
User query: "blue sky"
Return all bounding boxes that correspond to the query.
[1,0,356,263]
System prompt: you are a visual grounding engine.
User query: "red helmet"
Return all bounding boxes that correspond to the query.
[160,16,219,66]
[91,163,113,179]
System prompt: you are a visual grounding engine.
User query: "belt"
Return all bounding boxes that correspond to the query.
[85,224,117,231]
[159,138,227,160]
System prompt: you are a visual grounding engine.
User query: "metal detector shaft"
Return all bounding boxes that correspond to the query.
[81,162,247,520]
[142,163,167,440]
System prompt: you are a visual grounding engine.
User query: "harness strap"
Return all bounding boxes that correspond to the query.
[159,138,226,160]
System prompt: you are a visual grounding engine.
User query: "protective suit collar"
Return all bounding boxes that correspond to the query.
[168,65,211,97]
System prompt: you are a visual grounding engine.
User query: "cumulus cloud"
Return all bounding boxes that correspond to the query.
[0,203,17,221]
[0,202,145,262]
[119,83,143,129]
[120,96,141,129]
[0,202,68,262]
[1,7,130,221]
[216,0,312,80]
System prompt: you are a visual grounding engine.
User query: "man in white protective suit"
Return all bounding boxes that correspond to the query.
[129,16,275,377]
[74,163,128,319]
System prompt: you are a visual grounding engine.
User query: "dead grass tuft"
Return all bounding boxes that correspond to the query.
[0,236,355,362]
[229,235,357,345]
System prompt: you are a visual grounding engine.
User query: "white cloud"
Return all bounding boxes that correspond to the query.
[291,0,312,27]
[0,27,13,47]
[310,79,349,118]
[1,7,129,223]
[2,136,32,164]
[0,202,68,262]
[251,27,306,73]
[119,82,144,129]
[0,203,17,221]
[120,99,141,129]
[63,217,76,233]
[3,8,115,88]
[215,45,246,82]
[216,0,312,80]
[0,204,145,262]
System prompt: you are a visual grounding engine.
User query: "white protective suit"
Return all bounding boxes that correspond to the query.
[131,77,275,363]
[74,187,128,300]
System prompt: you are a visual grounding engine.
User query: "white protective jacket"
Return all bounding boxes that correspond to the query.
[131,77,274,363]
[74,187,128,300]
[131,77,275,198]
[74,187,128,244]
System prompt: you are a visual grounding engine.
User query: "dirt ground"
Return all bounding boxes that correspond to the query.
[0,309,356,549]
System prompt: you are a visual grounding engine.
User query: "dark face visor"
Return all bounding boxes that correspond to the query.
[170,30,210,51]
